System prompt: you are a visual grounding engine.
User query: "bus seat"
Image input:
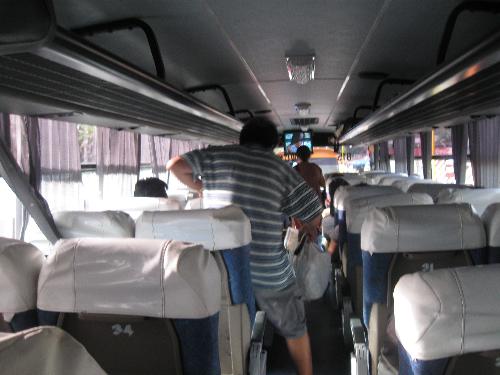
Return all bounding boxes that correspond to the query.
[0,326,106,374]
[85,197,183,219]
[378,175,410,186]
[407,183,470,202]
[361,204,485,375]
[481,202,500,264]
[53,211,135,238]
[437,188,500,216]
[392,178,436,192]
[344,193,433,317]
[395,264,500,375]
[135,205,257,375]
[335,185,400,268]
[37,238,221,375]
[364,173,394,185]
[0,237,43,332]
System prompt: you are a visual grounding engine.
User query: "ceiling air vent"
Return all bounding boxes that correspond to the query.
[290,117,319,127]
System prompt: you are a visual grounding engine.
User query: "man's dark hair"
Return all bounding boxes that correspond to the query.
[296,145,311,161]
[239,118,279,149]
[134,177,168,198]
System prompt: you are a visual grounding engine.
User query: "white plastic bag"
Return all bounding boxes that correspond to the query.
[292,236,331,301]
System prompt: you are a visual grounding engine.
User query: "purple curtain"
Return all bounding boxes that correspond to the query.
[451,124,468,185]
[96,128,140,176]
[38,119,82,183]
[468,117,500,188]
[394,137,407,174]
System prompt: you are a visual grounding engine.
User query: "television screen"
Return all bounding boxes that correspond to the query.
[284,131,313,155]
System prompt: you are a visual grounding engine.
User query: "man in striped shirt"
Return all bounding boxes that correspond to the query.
[168,118,322,375]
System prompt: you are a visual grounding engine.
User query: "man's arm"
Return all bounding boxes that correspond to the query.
[295,214,321,241]
[166,156,202,192]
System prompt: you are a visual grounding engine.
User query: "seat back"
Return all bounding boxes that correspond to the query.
[0,326,106,374]
[0,237,43,332]
[378,175,410,186]
[344,193,433,315]
[407,183,470,202]
[53,211,135,238]
[85,197,183,219]
[395,264,500,375]
[335,185,400,260]
[135,205,254,375]
[361,204,485,327]
[481,202,500,264]
[37,238,221,375]
[437,188,500,216]
[365,173,396,185]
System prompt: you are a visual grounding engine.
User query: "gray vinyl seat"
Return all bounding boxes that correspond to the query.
[135,205,260,375]
[481,202,500,264]
[437,188,500,216]
[85,197,183,219]
[343,193,433,317]
[37,238,221,375]
[360,204,486,375]
[53,210,135,238]
[392,178,436,192]
[0,237,43,333]
[407,183,470,202]
[394,264,500,375]
[0,326,106,374]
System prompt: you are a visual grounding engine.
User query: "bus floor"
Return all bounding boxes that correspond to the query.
[266,290,350,374]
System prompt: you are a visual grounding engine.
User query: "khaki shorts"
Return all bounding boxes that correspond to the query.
[254,281,307,339]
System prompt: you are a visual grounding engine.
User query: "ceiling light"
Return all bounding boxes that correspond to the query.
[294,102,311,116]
[286,55,315,84]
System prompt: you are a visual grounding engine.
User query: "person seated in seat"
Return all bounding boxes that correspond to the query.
[134,177,168,198]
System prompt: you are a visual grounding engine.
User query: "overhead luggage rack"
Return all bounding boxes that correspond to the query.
[340,29,500,145]
[0,2,242,143]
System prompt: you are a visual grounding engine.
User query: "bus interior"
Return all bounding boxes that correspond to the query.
[1,0,500,374]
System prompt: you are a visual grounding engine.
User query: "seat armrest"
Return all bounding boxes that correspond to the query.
[249,311,267,375]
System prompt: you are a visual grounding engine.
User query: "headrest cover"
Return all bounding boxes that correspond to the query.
[0,238,43,315]
[85,197,182,219]
[392,179,436,192]
[346,193,433,234]
[481,202,500,247]
[335,185,400,211]
[135,205,251,250]
[38,238,221,319]
[340,175,365,185]
[437,188,500,216]
[395,264,500,360]
[407,183,469,201]
[0,326,105,374]
[54,211,134,238]
[361,204,486,253]
[378,176,411,186]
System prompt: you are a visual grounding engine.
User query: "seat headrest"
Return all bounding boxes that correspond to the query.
[361,204,486,253]
[335,185,400,211]
[481,202,500,247]
[392,178,436,192]
[367,173,406,185]
[0,237,42,315]
[407,183,470,201]
[54,211,135,238]
[135,205,251,250]
[378,176,411,186]
[437,188,500,216]
[394,264,500,360]
[0,326,105,374]
[346,193,433,234]
[85,197,183,219]
[37,238,221,319]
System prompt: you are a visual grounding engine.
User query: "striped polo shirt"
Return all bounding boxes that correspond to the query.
[183,144,323,290]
